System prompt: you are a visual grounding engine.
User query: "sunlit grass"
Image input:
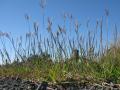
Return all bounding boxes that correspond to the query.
[0,4,120,84]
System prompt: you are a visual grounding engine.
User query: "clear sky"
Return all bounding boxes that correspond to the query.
[0,0,120,36]
[0,0,120,63]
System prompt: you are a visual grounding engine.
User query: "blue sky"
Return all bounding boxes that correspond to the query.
[0,0,120,36]
[0,0,120,63]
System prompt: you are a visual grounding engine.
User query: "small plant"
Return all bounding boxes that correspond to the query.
[0,2,120,85]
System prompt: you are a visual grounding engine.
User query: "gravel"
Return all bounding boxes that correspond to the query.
[0,77,120,90]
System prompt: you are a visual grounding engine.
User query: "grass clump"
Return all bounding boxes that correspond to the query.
[0,3,120,84]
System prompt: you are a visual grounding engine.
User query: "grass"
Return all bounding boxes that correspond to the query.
[1,48,120,84]
[0,3,120,84]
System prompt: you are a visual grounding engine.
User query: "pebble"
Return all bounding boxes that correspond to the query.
[0,77,120,90]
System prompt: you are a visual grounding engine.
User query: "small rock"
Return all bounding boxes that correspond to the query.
[37,81,48,90]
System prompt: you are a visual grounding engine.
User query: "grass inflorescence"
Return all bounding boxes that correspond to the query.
[0,5,120,84]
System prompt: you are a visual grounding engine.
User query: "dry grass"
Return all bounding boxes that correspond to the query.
[0,2,120,84]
